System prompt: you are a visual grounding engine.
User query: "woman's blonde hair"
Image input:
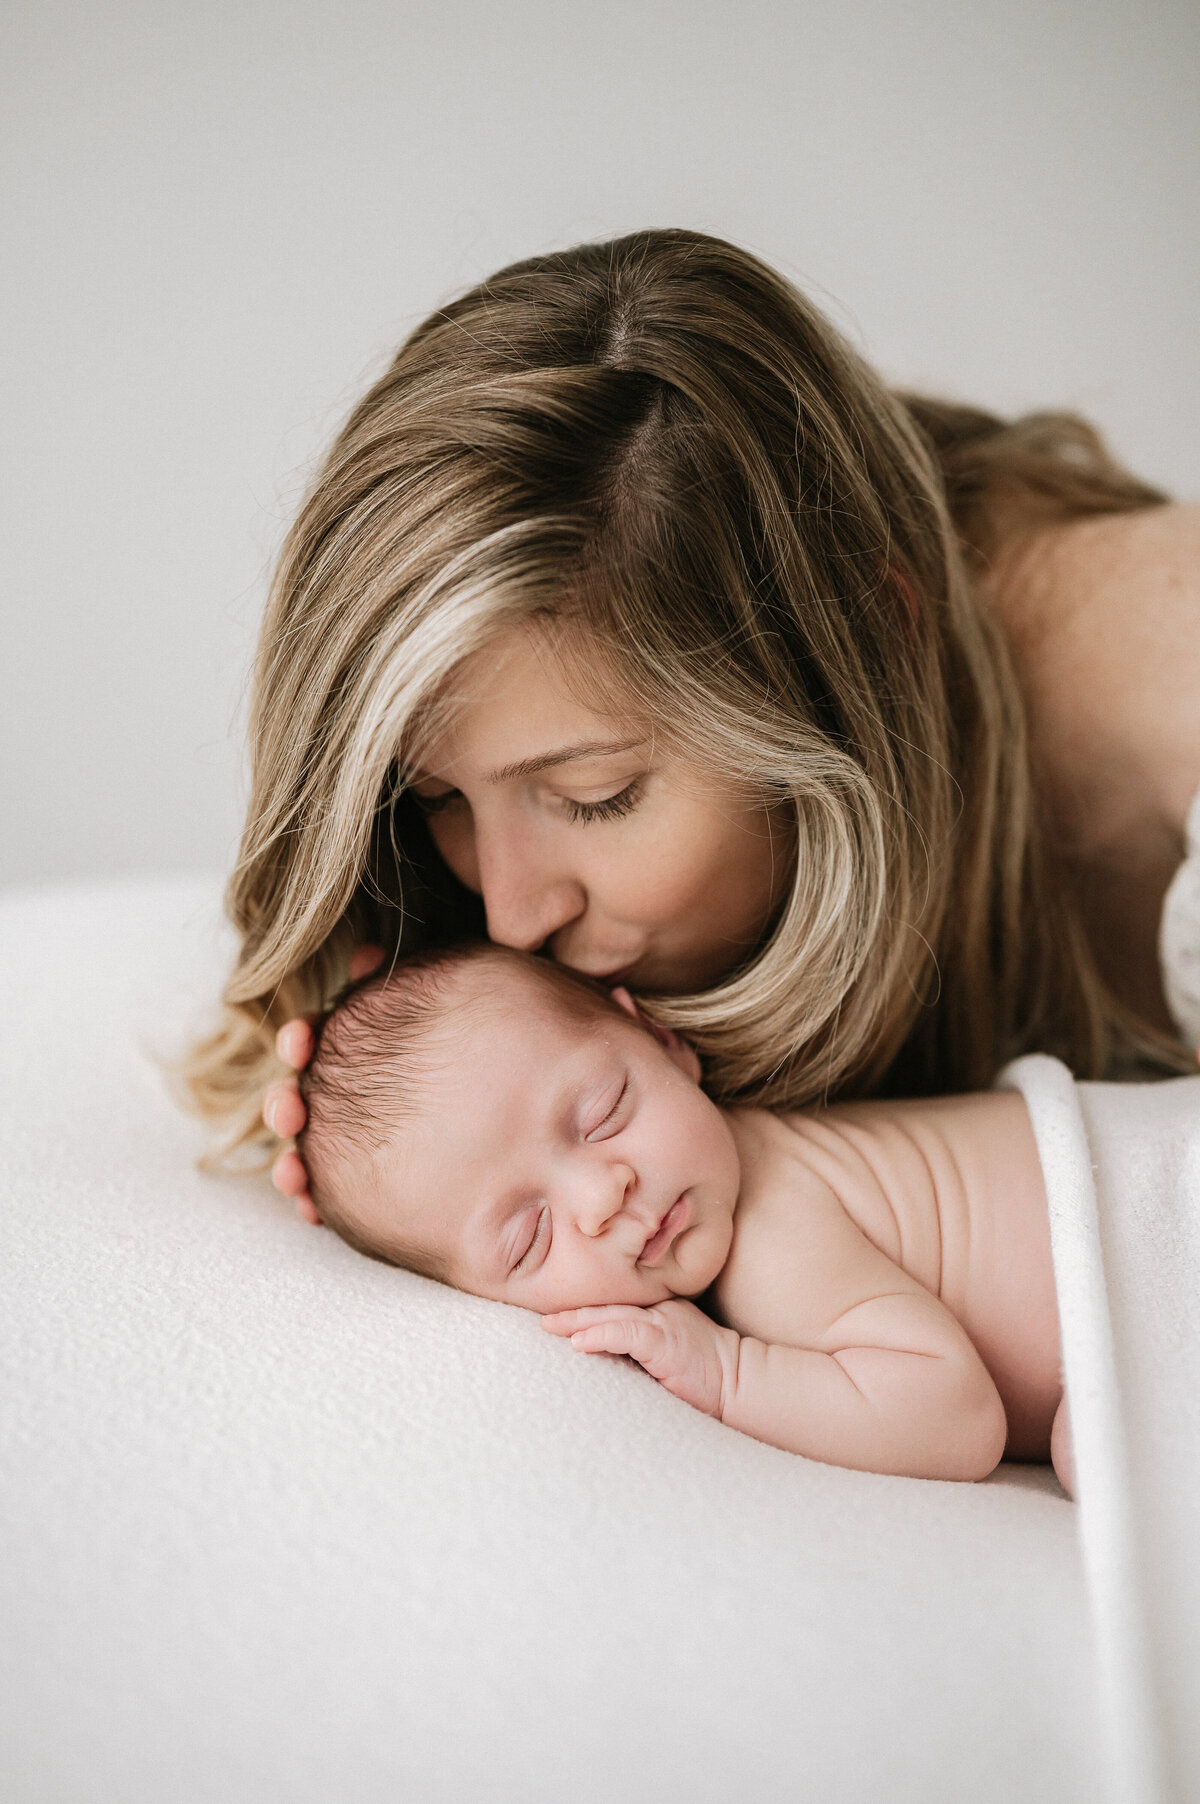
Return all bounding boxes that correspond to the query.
[184,228,1187,1164]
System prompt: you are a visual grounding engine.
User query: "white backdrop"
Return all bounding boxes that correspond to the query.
[3,0,1198,889]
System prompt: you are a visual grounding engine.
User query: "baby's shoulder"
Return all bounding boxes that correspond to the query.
[712,1107,899,1339]
[727,1102,907,1264]
[722,1105,851,1228]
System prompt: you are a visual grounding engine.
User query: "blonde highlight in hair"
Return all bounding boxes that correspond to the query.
[182,228,1187,1166]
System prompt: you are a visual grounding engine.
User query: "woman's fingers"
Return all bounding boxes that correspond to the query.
[265,1077,313,1214]
[272,1149,321,1225]
[263,1079,307,1139]
[266,949,382,1220]
[272,1149,310,1197]
[272,947,383,1074]
[275,1017,316,1070]
[349,944,386,981]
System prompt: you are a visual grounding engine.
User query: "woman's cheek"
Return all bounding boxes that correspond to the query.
[430,815,480,892]
[594,825,708,926]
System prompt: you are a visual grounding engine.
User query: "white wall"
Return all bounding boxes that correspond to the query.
[3,0,1197,888]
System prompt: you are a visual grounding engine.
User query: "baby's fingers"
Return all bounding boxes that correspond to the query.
[541,1305,650,1336]
[569,1318,665,1361]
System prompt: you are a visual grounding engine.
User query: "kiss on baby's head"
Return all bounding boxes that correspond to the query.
[298,942,740,1311]
[299,945,609,1271]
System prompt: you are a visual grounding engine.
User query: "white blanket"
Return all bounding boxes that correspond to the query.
[1003,1057,1200,1804]
[0,875,1163,1803]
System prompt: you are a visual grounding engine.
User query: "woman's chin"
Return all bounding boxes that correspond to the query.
[614,956,718,995]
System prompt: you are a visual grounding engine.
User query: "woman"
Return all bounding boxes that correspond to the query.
[183,229,1199,1207]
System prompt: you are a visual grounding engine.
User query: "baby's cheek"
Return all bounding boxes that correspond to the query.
[536,1263,670,1314]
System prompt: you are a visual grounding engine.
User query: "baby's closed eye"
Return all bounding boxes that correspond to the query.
[510,1204,550,1273]
[583,1074,630,1140]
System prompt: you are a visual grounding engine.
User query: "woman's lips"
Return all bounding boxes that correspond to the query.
[568,960,639,984]
[639,1195,691,1266]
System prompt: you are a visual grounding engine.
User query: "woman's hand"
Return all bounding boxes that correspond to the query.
[264,944,385,1222]
[541,1299,740,1421]
[264,1039,320,1224]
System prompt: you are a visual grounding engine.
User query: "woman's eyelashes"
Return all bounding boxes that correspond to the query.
[412,777,645,826]
[563,779,644,825]
[411,787,461,817]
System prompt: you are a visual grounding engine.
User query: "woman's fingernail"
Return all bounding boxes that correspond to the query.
[272,1150,307,1197]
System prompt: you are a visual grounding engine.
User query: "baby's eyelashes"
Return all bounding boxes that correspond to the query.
[510,1204,551,1274]
[584,1075,630,1141]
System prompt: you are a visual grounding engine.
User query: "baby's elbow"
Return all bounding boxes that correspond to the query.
[945,1373,1008,1482]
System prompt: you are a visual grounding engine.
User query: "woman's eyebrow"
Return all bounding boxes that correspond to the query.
[486,738,646,784]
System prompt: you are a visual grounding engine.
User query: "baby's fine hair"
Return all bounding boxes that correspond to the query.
[297,940,616,1275]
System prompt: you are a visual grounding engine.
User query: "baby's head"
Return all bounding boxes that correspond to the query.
[298,943,740,1312]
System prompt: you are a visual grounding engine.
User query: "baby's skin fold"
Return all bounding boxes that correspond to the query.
[295,947,1070,1489]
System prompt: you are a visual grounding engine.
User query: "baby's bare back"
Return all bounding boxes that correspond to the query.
[714,1091,1063,1458]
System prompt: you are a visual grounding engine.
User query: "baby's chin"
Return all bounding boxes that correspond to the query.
[535,1276,679,1312]
[536,1243,729,1314]
[673,1208,735,1297]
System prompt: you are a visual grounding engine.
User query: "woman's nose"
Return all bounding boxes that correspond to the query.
[575,1163,637,1238]
[475,821,586,953]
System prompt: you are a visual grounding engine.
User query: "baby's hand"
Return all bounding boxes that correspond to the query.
[542,1300,739,1422]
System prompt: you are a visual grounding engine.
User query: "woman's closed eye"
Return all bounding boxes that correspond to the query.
[412,776,644,825]
[411,786,462,817]
[563,778,643,826]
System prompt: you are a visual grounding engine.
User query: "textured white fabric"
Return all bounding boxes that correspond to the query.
[1161,784,1200,1053]
[1,878,1101,1804]
[1002,1057,1200,1804]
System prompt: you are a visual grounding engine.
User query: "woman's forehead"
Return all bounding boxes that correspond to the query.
[414,621,646,774]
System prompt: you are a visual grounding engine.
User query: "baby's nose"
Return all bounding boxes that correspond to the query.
[577,1165,636,1236]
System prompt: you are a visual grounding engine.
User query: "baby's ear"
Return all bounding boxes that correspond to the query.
[609,986,702,1082]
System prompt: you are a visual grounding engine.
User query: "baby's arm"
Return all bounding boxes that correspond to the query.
[544,1101,1017,1480]
[720,1282,1007,1480]
[545,1259,1006,1482]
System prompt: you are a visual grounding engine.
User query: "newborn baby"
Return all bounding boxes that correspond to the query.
[298,942,1069,1490]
